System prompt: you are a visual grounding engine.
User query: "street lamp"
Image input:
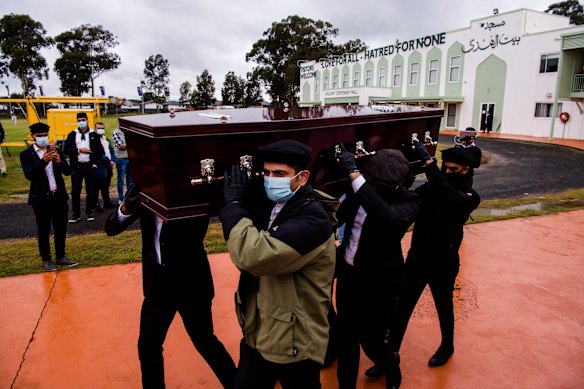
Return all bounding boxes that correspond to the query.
[5,85,11,117]
[135,72,144,114]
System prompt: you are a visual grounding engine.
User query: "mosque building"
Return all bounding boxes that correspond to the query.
[298,8,584,139]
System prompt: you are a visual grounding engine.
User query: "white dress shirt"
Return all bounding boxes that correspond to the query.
[344,175,367,266]
[75,129,92,163]
[33,144,57,192]
[118,208,164,265]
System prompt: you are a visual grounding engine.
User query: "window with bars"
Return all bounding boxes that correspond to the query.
[539,54,559,73]
[409,62,419,86]
[449,56,461,82]
[393,65,401,87]
[534,102,562,117]
[428,60,438,84]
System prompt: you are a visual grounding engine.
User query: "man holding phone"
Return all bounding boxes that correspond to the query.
[20,122,78,271]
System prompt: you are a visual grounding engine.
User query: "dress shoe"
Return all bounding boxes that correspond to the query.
[428,346,454,367]
[365,364,384,379]
[42,260,57,271]
[85,214,95,221]
[68,215,81,223]
[56,257,79,267]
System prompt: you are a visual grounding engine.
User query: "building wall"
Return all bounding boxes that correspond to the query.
[299,8,584,139]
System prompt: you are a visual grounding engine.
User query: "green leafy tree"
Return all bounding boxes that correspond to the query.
[244,70,264,107]
[247,16,367,106]
[221,71,244,106]
[143,54,170,110]
[545,0,584,24]
[179,81,192,106]
[331,39,368,55]
[192,69,216,109]
[0,14,53,95]
[54,24,121,96]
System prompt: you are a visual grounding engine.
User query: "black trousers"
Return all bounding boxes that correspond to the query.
[336,266,400,389]
[138,267,236,389]
[389,261,460,352]
[32,197,68,261]
[71,163,96,216]
[95,167,113,206]
[235,339,321,389]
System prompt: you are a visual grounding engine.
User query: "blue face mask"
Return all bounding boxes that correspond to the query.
[34,136,49,147]
[78,121,87,129]
[264,171,302,203]
[96,129,105,136]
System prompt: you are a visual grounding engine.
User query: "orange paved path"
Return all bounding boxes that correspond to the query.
[1,211,584,388]
[441,129,584,151]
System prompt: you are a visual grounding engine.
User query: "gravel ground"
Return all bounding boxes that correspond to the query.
[1,135,583,239]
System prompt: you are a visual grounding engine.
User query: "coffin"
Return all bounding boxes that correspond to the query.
[120,105,443,221]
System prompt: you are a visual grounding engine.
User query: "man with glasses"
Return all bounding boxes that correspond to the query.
[20,122,78,271]
[64,112,103,222]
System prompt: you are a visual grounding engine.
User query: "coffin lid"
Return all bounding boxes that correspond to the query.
[119,105,443,138]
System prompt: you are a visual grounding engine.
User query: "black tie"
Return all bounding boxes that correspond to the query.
[81,132,86,141]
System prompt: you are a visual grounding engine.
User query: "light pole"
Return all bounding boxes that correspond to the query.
[135,73,144,114]
[5,85,11,116]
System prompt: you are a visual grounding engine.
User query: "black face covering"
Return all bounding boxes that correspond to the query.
[441,166,471,187]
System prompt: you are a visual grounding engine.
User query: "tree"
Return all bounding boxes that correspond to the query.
[545,0,584,25]
[54,24,121,96]
[331,39,368,55]
[179,81,192,106]
[143,54,170,110]
[244,70,264,107]
[221,71,244,106]
[192,69,216,109]
[0,14,53,95]
[247,16,368,106]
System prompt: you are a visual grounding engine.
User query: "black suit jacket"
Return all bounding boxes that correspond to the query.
[20,146,71,206]
[337,182,421,296]
[105,209,215,300]
[64,129,103,168]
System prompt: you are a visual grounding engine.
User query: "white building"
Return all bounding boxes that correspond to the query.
[298,8,584,139]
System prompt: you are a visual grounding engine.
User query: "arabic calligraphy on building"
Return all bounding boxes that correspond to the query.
[462,34,521,53]
[480,21,506,31]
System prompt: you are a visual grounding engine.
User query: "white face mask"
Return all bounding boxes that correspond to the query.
[263,171,303,203]
[96,129,105,136]
[35,136,49,147]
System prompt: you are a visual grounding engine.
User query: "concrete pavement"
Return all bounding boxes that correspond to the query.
[1,210,583,388]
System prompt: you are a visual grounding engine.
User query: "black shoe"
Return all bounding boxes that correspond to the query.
[42,260,57,271]
[1,171,6,177]
[428,347,454,367]
[56,257,79,267]
[365,364,384,379]
[68,215,81,223]
[96,204,104,213]
[85,214,95,221]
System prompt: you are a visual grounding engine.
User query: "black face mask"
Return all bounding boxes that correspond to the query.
[441,166,469,187]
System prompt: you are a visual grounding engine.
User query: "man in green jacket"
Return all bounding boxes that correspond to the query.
[220,139,337,389]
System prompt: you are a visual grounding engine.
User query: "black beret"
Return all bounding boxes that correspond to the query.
[77,112,88,120]
[442,147,477,167]
[29,122,50,134]
[363,149,410,186]
[256,139,312,165]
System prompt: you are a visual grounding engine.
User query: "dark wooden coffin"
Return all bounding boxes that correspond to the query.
[120,105,443,221]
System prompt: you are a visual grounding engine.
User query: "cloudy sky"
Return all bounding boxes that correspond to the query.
[1,0,560,101]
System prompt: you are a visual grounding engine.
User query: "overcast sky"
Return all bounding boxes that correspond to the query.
[1,0,560,101]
